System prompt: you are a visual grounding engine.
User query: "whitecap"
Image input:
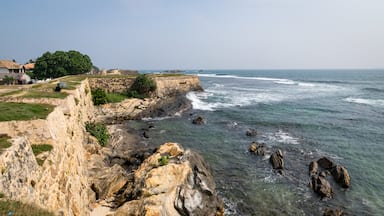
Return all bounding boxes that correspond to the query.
[274,80,296,85]
[344,97,384,107]
[267,130,300,145]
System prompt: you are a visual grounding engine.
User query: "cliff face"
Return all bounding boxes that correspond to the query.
[0,75,221,216]
[88,75,202,97]
[0,81,95,215]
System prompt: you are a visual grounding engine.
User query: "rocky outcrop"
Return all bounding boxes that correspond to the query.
[309,175,333,198]
[270,149,284,171]
[249,142,266,156]
[114,143,224,216]
[308,157,351,199]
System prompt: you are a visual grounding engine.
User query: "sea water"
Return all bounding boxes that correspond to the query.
[140,70,384,215]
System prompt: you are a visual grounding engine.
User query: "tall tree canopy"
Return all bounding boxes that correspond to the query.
[34,50,92,79]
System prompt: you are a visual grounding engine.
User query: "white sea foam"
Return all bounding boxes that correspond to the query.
[267,130,300,145]
[344,97,384,107]
[197,73,288,82]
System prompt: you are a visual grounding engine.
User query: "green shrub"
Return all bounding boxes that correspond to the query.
[91,88,108,105]
[158,155,170,166]
[106,92,128,103]
[85,122,109,147]
[127,74,156,98]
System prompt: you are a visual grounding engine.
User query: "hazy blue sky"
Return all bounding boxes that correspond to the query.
[1,0,383,70]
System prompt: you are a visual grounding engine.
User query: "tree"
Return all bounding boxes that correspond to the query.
[33,50,93,79]
[127,74,157,98]
[3,75,15,85]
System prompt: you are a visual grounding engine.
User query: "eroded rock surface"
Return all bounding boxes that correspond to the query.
[114,143,224,216]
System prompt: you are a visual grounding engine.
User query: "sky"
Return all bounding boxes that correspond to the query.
[1,0,383,70]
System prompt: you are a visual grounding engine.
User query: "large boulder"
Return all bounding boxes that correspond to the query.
[270,149,284,170]
[310,175,333,198]
[331,165,351,188]
[317,157,336,170]
[115,143,224,216]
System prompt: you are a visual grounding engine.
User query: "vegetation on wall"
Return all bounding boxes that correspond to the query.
[33,50,93,79]
[85,122,110,147]
[91,88,128,105]
[127,74,157,99]
[31,144,53,166]
[0,134,12,153]
[91,88,108,105]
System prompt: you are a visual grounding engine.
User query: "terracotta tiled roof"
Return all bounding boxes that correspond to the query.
[24,63,35,70]
[0,60,22,69]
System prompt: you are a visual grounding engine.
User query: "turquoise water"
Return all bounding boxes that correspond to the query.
[142,70,384,215]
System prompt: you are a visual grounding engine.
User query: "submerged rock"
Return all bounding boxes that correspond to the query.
[246,129,258,137]
[270,149,284,170]
[192,116,206,125]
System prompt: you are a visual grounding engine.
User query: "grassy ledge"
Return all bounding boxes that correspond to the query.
[31,144,53,166]
[0,102,55,122]
[22,90,68,99]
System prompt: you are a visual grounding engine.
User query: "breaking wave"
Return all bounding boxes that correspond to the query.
[344,97,384,107]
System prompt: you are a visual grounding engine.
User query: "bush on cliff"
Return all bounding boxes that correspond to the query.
[91,88,108,105]
[85,122,109,147]
[127,74,156,99]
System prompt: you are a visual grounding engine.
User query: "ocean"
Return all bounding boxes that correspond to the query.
[136,70,384,215]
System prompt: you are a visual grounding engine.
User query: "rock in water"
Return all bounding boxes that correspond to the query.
[331,165,351,188]
[192,116,206,125]
[248,142,266,156]
[270,149,284,170]
[317,157,336,170]
[309,161,319,176]
[310,175,333,198]
[114,143,224,216]
[246,129,257,137]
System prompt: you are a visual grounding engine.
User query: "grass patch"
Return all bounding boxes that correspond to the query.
[85,122,110,147]
[0,135,12,153]
[0,102,54,122]
[158,155,170,166]
[0,90,23,97]
[0,200,54,216]
[22,90,68,99]
[106,92,128,103]
[31,144,53,156]
[31,144,53,166]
